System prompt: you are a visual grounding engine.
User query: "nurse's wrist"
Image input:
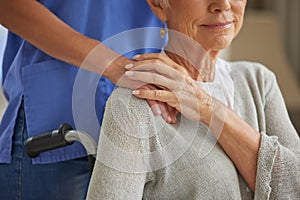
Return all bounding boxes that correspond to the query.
[79,42,126,76]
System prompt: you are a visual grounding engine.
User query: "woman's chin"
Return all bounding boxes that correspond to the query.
[201,38,232,53]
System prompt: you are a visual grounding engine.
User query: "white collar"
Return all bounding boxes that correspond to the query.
[196,58,235,109]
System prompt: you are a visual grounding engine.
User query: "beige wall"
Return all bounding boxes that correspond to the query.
[229,11,300,112]
[277,0,300,81]
[247,0,300,83]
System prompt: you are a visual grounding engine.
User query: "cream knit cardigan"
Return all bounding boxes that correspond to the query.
[87,61,300,200]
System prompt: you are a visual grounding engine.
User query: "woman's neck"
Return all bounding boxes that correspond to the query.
[164,33,218,82]
[165,50,216,82]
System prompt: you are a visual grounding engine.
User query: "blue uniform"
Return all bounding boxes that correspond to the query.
[0,0,164,164]
[0,1,164,199]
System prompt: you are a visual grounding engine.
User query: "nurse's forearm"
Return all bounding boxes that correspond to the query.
[0,0,123,75]
[0,0,177,122]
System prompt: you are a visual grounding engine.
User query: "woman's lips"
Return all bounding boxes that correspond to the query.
[202,22,233,29]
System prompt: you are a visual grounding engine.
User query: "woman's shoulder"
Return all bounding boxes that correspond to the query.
[223,59,277,85]
[105,87,157,129]
[221,60,281,109]
[107,87,150,111]
[108,87,145,104]
[226,60,275,77]
[108,87,132,102]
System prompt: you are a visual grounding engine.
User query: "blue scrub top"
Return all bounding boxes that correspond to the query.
[0,0,165,164]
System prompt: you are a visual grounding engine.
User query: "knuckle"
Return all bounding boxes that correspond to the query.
[152,74,161,83]
[154,90,163,98]
[154,60,161,65]
[173,64,179,70]
[158,53,164,59]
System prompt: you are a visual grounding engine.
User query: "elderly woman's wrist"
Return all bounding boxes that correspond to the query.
[201,99,229,132]
[199,96,218,124]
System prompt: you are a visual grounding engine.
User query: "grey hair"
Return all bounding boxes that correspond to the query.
[154,0,170,7]
[161,0,170,7]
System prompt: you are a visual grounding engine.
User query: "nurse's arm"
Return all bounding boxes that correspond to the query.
[0,0,178,123]
[0,0,130,84]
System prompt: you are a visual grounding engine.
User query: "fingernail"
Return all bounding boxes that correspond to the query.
[125,63,134,69]
[133,54,141,59]
[132,90,140,95]
[125,71,134,77]
[167,116,172,123]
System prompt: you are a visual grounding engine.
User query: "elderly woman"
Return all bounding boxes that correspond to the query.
[87,0,300,199]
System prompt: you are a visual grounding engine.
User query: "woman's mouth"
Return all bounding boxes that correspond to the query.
[202,22,233,30]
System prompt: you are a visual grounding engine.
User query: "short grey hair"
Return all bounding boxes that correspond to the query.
[161,0,170,7]
[154,0,170,7]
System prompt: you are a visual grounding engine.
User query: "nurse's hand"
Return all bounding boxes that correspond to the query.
[89,49,178,124]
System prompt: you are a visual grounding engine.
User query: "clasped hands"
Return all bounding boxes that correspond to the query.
[124,53,218,126]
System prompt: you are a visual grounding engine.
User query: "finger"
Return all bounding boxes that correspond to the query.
[158,101,173,123]
[158,101,178,124]
[134,53,177,69]
[125,71,178,91]
[133,53,189,75]
[165,103,178,124]
[133,53,165,61]
[147,100,162,116]
[136,83,169,122]
[116,75,149,90]
[132,89,178,109]
[129,60,182,81]
[133,89,181,124]
[140,84,176,123]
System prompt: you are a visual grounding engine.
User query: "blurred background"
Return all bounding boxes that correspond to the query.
[229,0,300,132]
[0,0,299,132]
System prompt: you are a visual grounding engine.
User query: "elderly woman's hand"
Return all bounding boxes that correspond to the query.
[125,53,217,125]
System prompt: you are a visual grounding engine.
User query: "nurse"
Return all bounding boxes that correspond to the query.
[0,1,169,199]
